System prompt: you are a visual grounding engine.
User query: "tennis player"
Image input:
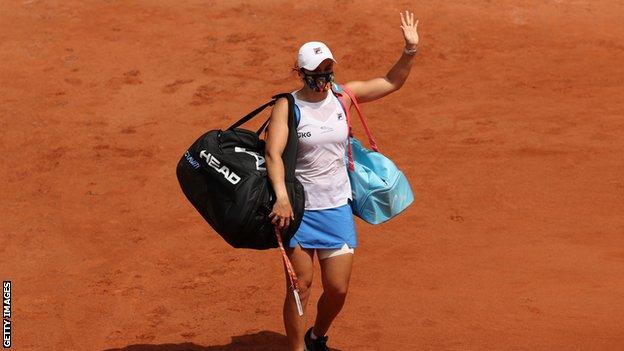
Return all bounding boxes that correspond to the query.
[265,10,419,351]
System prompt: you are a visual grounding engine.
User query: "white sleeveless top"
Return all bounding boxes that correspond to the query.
[291,90,352,210]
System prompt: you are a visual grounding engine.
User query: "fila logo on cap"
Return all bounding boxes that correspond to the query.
[297,42,336,70]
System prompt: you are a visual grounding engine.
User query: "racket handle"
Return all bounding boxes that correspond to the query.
[293,288,303,316]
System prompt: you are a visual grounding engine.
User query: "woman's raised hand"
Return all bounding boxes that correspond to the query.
[400,10,419,48]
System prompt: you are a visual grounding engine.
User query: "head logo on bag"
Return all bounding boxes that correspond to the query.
[199,150,241,185]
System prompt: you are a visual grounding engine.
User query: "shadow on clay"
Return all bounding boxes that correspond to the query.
[102,330,343,351]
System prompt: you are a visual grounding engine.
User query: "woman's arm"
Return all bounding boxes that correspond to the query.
[265,97,294,230]
[345,11,420,103]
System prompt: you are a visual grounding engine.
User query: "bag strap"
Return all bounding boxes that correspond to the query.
[226,95,297,182]
[227,99,276,131]
[338,85,379,151]
[334,89,355,171]
[232,92,296,188]
[270,93,298,182]
[256,117,271,135]
[333,84,379,171]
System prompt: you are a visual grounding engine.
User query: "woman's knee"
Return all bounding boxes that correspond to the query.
[284,266,314,298]
[323,283,349,300]
[284,245,315,296]
[319,254,353,300]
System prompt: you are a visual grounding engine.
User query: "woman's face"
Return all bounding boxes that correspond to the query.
[301,59,335,92]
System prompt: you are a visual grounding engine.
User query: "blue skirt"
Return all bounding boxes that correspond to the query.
[288,203,357,249]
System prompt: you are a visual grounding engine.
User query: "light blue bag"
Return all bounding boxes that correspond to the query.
[347,137,414,224]
[334,84,414,224]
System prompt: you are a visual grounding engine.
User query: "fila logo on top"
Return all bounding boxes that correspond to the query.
[199,150,241,185]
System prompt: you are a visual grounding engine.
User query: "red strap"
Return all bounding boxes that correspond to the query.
[339,85,379,152]
[335,89,355,171]
[334,84,379,171]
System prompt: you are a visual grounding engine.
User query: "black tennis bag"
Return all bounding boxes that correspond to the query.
[176,93,304,249]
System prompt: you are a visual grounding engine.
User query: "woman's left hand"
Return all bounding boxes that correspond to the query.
[400,10,419,48]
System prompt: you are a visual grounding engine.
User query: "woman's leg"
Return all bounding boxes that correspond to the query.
[284,244,315,351]
[312,251,354,338]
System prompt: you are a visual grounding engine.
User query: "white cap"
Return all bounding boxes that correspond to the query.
[297,41,337,71]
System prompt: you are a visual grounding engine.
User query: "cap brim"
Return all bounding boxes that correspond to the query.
[302,57,337,71]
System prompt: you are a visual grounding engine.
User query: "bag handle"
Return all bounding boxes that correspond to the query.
[335,92,355,171]
[256,117,271,136]
[334,84,379,171]
[228,94,294,138]
[227,99,276,131]
[340,85,379,151]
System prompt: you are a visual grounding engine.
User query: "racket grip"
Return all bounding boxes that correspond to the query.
[293,288,303,316]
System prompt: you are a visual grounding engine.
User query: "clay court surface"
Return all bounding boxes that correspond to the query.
[2,0,624,350]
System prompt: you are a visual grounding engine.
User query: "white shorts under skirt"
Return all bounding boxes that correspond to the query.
[316,243,355,260]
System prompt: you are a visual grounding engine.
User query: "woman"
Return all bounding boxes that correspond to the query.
[265,11,419,351]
